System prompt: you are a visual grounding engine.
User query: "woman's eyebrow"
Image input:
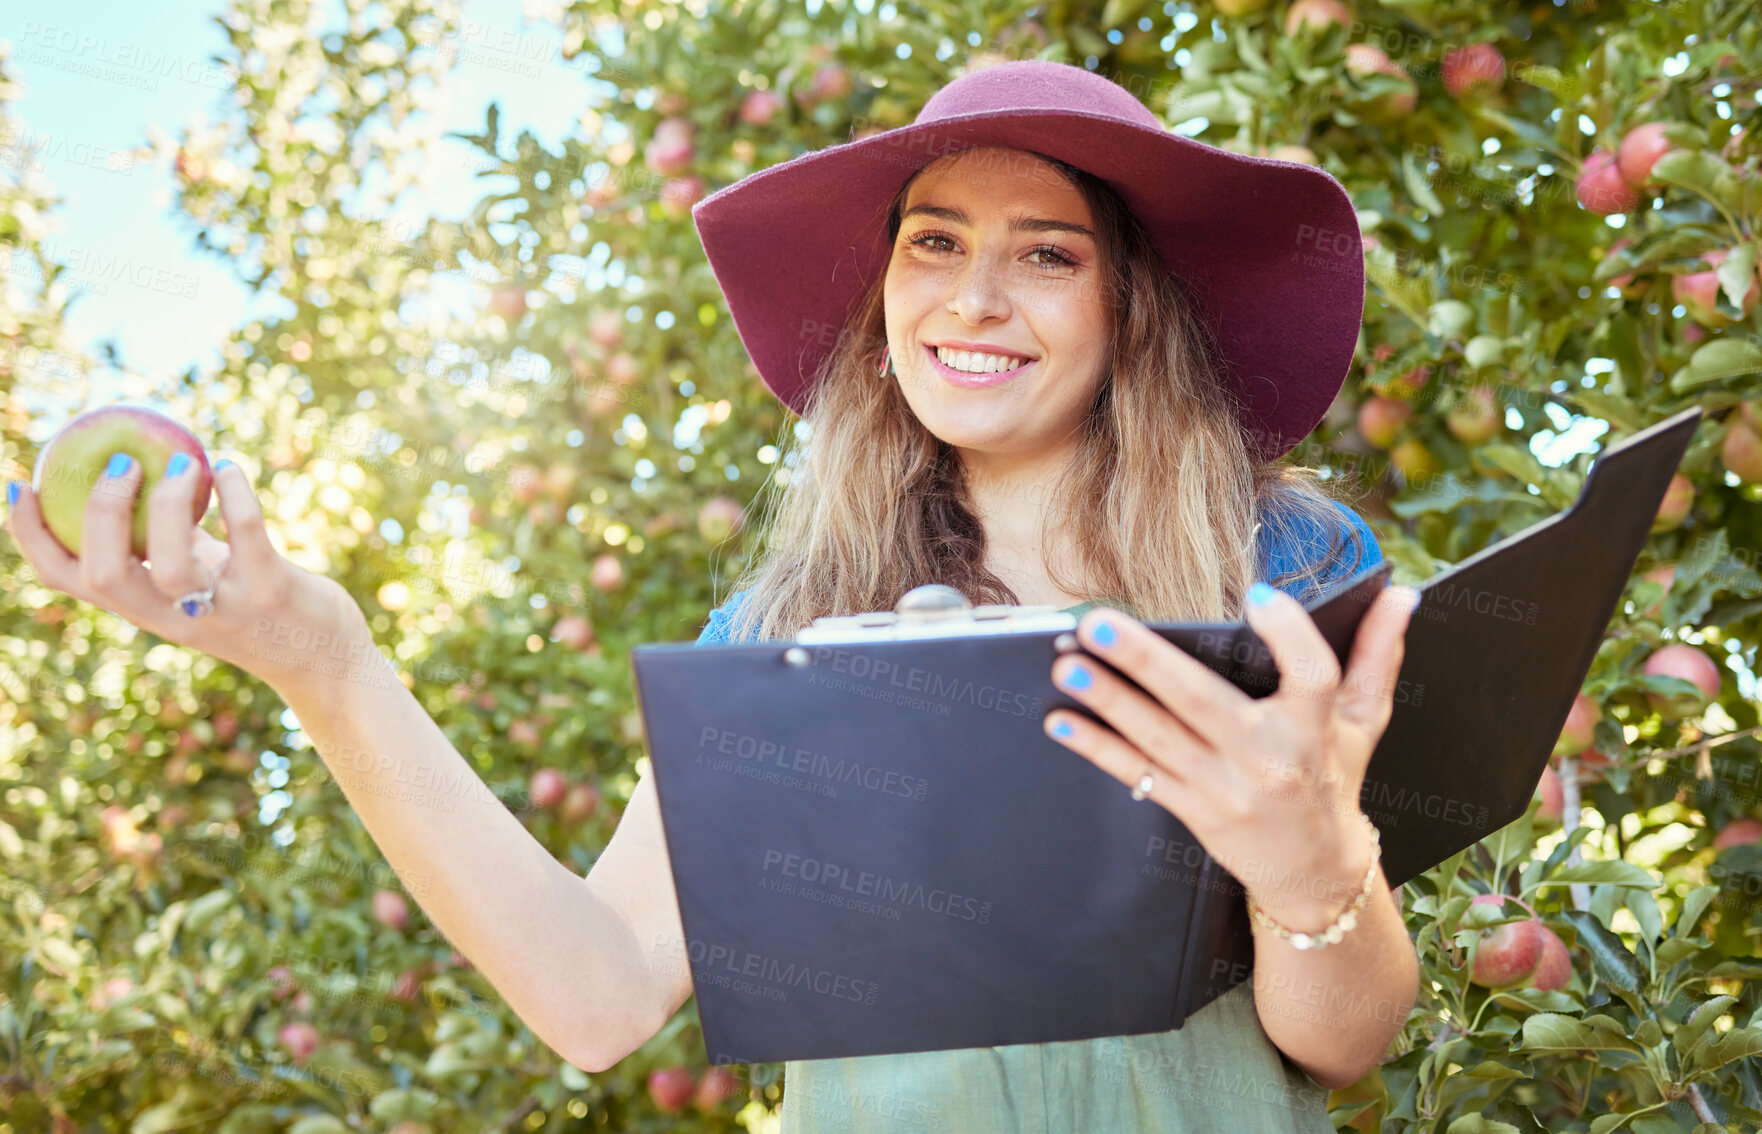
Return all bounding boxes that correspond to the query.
[900,203,1094,239]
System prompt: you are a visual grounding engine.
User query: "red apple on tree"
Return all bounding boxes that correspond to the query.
[560,782,601,823]
[1651,472,1693,532]
[590,308,625,348]
[530,768,567,809]
[1467,894,1546,988]
[697,495,747,542]
[1617,122,1674,189]
[90,976,136,1012]
[373,888,411,932]
[489,285,528,324]
[1721,411,1762,483]
[739,89,784,126]
[1446,386,1501,445]
[1527,926,1572,991]
[645,119,695,175]
[1713,817,1762,850]
[810,64,852,103]
[649,1067,695,1112]
[1390,438,1440,481]
[660,175,706,219]
[1284,0,1351,35]
[1343,45,1417,122]
[1441,43,1504,98]
[553,614,596,650]
[267,966,298,1001]
[1552,692,1601,758]
[1673,248,1759,327]
[1642,644,1722,716]
[606,352,640,387]
[1267,145,1318,166]
[509,718,542,747]
[1357,396,1410,448]
[695,1065,744,1108]
[590,553,624,591]
[30,404,214,559]
[278,1021,320,1063]
[1576,150,1639,214]
[1534,764,1564,822]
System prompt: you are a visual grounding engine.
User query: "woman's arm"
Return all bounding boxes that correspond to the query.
[1243,848,1417,1090]
[278,617,691,1073]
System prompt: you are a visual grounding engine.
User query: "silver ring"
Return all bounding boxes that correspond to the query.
[1130,766,1155,801]
[175,586,216,618]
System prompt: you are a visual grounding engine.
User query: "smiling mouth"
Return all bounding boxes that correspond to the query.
[923,344,1037,384]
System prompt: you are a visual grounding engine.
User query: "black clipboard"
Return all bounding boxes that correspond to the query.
[629,407,1701,1065]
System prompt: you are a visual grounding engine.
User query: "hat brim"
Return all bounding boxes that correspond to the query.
[692,109,1364,462]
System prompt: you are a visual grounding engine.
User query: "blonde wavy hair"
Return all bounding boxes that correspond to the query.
[714,148,1372,644]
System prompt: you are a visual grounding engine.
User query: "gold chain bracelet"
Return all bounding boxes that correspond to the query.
[1244,812,1382,951]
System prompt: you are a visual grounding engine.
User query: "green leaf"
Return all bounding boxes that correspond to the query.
[0,819,22,860]
[181,888,235,937]
[1673,995,1738,1063]
[1564,391,1646,432]
[1717,242,1758,309]
[1563,910,1648,993]
[1651,150,1736,206]
[1545,861,1660,888]
[1475,442,1549,486]
[1628,888,1664,958]
[1403,150,1447,216]
[287,1119,352,1134]
[1446,1116,1521,1134]
[1669,338,1762,392]
[1693,1025,1762,1073]
[1521,1012,1641,1053]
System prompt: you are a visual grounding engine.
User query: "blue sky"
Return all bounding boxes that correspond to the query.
[5,0,598,392]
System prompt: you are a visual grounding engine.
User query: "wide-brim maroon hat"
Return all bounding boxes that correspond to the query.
[691,58,1364,462]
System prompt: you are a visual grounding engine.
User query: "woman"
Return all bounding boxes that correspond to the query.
[5,58,1420,1132]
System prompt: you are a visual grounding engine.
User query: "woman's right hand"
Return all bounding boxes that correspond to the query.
[6,453,371,700]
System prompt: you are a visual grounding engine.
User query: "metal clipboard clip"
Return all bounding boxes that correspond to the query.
[782,583,1083,665]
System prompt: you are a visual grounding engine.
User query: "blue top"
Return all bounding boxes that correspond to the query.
[689,498,1384,1133]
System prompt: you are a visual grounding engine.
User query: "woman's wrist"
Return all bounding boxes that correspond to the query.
[1243,811,1381,945]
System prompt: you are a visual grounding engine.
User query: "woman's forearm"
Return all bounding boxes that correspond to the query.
[1239,842,1418,1091]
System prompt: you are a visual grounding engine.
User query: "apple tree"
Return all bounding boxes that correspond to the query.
[3,0,1761,1131]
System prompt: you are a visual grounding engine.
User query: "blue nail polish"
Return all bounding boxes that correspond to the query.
[1092,619,1116,647]
[1062,663,1091,690]
[215,458,235,472]
[6,481,17,507]
[1248,581,1276,606]
[166,452,190,477]
[1051,719,1074,738]
[105,452,134,479]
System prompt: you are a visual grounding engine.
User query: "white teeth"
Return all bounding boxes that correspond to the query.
[935,346,1031,373]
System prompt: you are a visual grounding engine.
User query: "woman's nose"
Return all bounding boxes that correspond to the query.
[945,249,1012,323]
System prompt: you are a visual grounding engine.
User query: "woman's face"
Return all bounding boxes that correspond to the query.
[882,146,1112,465]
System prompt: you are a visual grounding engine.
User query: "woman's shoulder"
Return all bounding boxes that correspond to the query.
[694,587,756,645]
[1256,495,1384,597]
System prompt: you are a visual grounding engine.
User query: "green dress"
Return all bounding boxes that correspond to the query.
[772,599,1335,1134]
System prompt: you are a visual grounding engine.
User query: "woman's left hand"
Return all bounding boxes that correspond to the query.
[1043,581,1421,925]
